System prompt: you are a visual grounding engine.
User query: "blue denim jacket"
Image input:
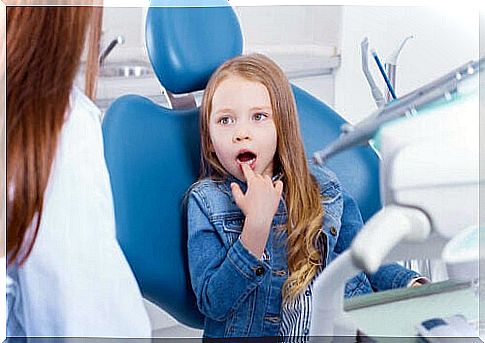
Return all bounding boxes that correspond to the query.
[187,162,419,338]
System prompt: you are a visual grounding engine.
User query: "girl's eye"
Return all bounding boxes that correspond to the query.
[253,113,267,121]
[218,116,233,125]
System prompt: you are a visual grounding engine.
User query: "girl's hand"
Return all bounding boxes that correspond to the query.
[409,277,430,288]
[231,163,283,258]
[231,164,283,223]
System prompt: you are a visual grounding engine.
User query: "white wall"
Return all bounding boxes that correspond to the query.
[100,6,342,52]
[235,5,341,49]
[235,6,342,106]
[98,6,343,62]
[91,6,343,108]
[100,7,147,62]
[334,6,479,124]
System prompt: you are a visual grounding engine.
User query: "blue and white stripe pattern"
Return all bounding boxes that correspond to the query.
[279,282,313,341]
[279,234,327,341]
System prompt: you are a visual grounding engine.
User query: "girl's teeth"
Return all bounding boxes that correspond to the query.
[238,158,256,167]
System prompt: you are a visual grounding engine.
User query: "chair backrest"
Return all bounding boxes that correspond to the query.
[102,1,380,330]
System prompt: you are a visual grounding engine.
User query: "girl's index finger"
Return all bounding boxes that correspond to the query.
[241,163,255,181]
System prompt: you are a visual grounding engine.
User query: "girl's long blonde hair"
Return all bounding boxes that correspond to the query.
[200,53,324,302]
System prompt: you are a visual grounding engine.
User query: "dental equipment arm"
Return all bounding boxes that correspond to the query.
[386,35,414,66]
[310,250,361,337]
[351,206,430,273]
[385,35,414,101]
[355,72,479,266]
[313,57,484,164]
[310,58,481,338]
[311,207,436,337]
[361,37,386,108]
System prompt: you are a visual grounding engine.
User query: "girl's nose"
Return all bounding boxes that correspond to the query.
[233,129,251,143]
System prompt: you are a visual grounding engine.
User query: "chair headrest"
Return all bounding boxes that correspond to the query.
[146,0,243,94]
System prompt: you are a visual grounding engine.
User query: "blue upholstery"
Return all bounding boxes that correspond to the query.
[146,1,243,94]
[102,1,380,330]
[293,86,380,222]
[103,98,203,328]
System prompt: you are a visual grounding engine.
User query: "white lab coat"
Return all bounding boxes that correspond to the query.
[6,87,151,337]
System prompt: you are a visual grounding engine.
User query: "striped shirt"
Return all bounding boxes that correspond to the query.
[279,233,327,341]
[279,282,314,341]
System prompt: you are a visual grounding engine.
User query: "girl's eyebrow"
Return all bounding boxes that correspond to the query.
[212,106,272,115]
[213,108,234,115]
[250,106,272,112]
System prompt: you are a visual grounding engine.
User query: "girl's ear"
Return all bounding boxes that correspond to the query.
[207,140,215,152]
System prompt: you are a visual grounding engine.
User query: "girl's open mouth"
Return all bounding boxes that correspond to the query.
[236,151,257,170]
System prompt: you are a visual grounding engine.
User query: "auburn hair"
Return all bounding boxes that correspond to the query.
[200,53,325,302]
[6,5,102,266]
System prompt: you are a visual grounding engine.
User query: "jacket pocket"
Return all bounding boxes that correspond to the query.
[321,189,342,206]
[221,215,244,246]
[321,187,340,204]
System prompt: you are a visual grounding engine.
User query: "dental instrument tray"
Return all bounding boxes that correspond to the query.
[345,280,478,340]
[344,279,471,311]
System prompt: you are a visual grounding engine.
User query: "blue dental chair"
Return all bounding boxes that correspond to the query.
[102,1,380,330]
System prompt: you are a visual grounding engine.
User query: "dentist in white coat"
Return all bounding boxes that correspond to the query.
[6,4,151,337]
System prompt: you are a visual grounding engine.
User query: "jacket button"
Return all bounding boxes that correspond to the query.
[330,226,337,236]
[255,266,265,276]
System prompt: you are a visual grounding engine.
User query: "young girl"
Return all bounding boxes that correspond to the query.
[187,53,426,339]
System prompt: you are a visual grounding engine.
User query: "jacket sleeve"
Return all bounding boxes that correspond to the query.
[187,190,269,321]
[367,263,420,291]
[335,189,420,291]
